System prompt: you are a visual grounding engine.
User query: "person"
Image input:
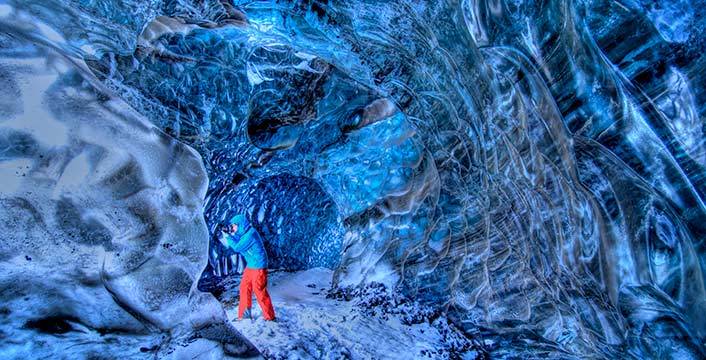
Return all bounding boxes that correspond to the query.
[219,214,276,321]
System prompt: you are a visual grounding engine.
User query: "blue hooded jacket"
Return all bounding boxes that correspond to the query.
[223,214,268,269]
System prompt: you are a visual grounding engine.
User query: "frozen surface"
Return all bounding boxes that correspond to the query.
[1,0,706,358]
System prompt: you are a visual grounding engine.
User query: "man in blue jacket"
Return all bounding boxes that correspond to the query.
[219,214,276,321]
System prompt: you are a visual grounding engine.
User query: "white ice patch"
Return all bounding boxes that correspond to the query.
[0,158,32,195]
[80,44,97,56]
[365,261,400,288]
[37,22,65,45]
[294,51,317,61]
[6,69,69,147]
[246,63,271,86]
[258,204,266,223]
[0,4,12,17]
[53,152,91,197]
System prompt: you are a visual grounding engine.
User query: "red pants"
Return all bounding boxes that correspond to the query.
[239,268,275,320]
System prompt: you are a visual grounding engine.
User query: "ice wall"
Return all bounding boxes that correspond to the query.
[0,7,256,358]
[84,0,705,357]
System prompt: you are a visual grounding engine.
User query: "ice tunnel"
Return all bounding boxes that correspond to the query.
[2,0,706,358]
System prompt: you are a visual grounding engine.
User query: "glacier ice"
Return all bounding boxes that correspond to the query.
[0,9,256,358]
[2,0,706,358]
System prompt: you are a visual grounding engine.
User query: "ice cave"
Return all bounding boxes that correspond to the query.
[0,0,705,358]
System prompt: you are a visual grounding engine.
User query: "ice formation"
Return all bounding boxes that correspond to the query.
[1,0,705,358]
[0,8,256,358]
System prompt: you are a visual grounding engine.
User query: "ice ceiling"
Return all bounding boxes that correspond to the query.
[1,0,705,358]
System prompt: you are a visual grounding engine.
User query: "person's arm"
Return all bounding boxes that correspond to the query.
[220,230,253,254]
[229,231,249,253]
[218,231,240,250]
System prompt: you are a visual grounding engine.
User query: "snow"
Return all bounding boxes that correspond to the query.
[224,268,480,360]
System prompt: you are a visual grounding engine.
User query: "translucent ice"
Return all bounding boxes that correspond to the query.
[3,0,706,358]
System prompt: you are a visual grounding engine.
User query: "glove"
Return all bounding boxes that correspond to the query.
[218,231,230,248]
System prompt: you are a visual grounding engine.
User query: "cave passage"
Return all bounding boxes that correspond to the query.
[198,174,344,294]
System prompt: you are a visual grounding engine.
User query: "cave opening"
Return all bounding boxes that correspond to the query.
[247,174,344,271]
[198,173,344,296]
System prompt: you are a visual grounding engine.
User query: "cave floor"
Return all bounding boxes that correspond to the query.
[223,268,478,359]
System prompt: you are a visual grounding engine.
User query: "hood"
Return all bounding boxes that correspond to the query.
[228,214,250,235]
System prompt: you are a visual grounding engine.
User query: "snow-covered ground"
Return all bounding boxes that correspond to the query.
[222,268,481,360]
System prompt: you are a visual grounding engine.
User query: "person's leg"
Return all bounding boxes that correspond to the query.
[252,269,276,320]
[238,268,253,319]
